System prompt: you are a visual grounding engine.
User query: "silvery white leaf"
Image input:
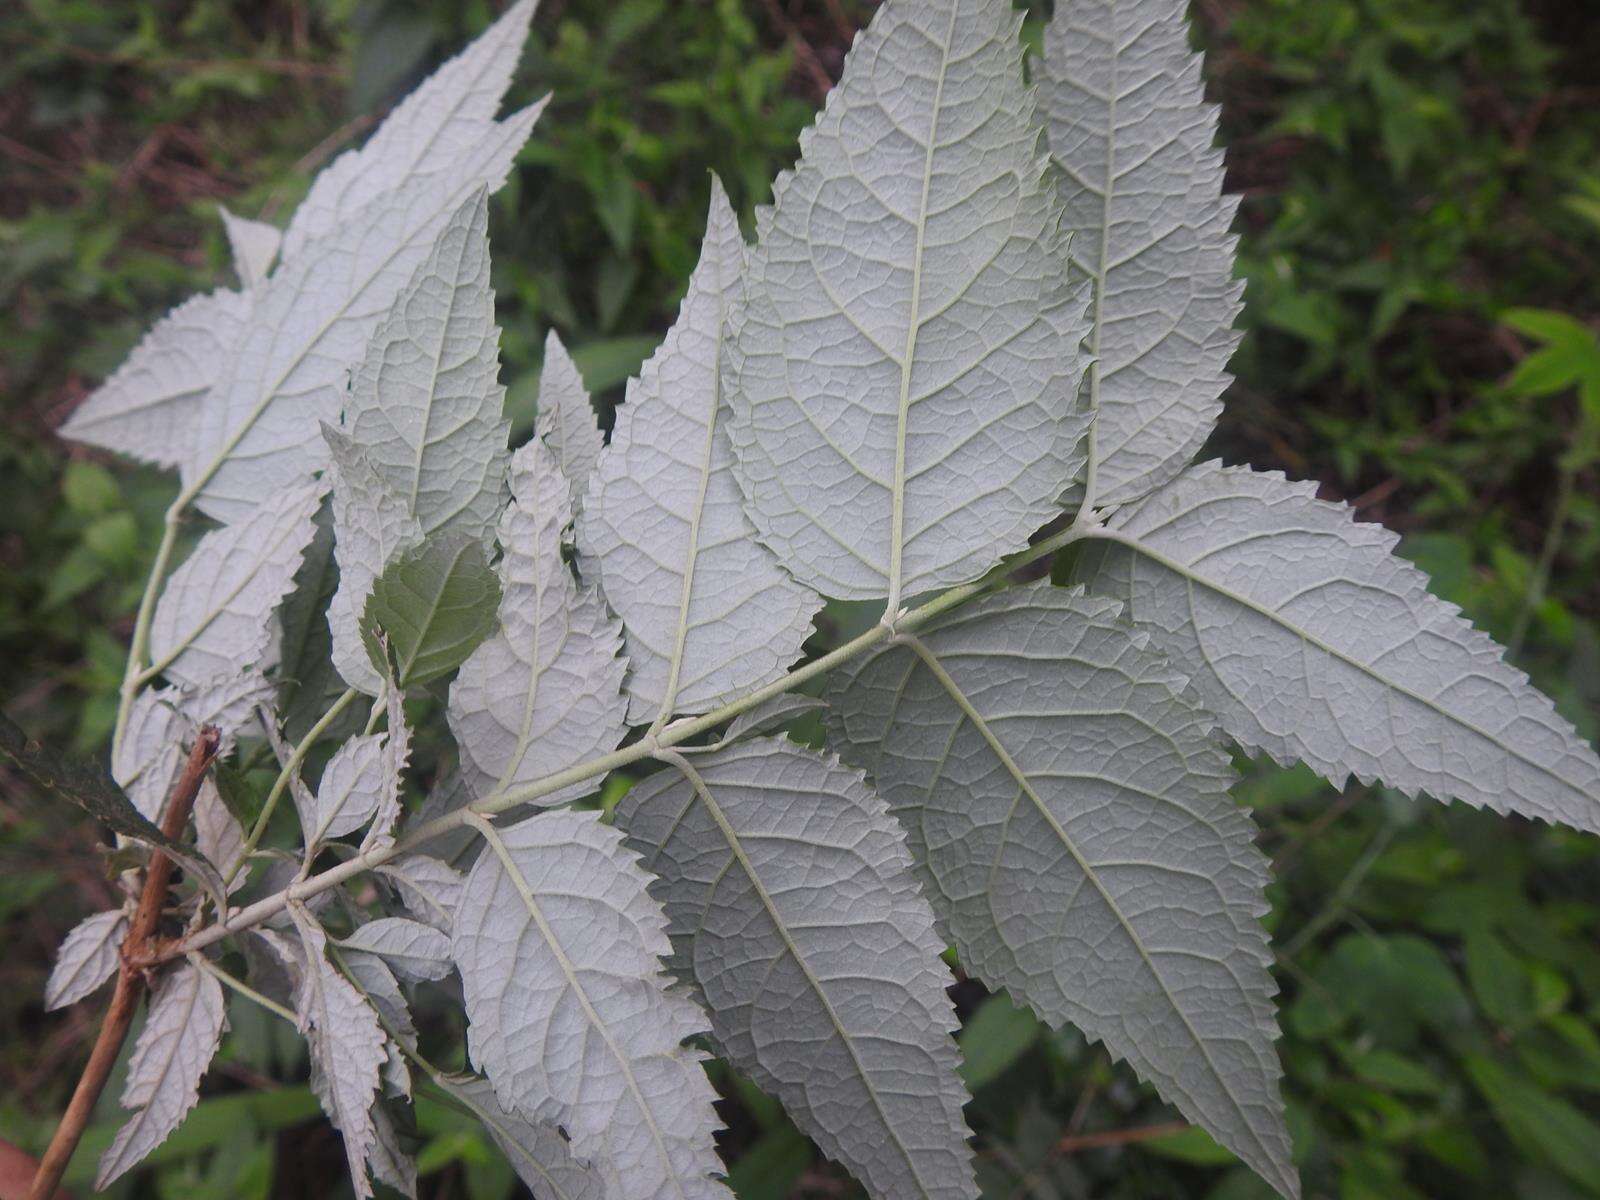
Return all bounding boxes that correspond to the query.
[219,206,282,287]
[361,678,411,853]
[59,289,252,470]
[194,780,247,887]
[340,917,453,984]
[827,584,1294,1198]
[453,809,731,1199]
[436,1074,606,1200]
[187,103,543,524]
[1075,461,1600,834]
[45,908,127,1011]
[342,188,510,543]
[618,739,976,1200]
[148,479,325,689]
[377,854,465,932]
[310,733,389,844]
[243,928,304,1008]
[115,672,274,820]
[292,907,387,1200]
[448,439,628,804]
[280,0,537,260]
[721,692,827,743]
[97,961,227,1187]
[367,1103,418,1198]
[343,949,416,1099]
[325,425,426,695]
[536,330,603,507]
[582,179,820,723]
[1039,0,1242,507]
[259,716,322,841]
[726,0,1090,606]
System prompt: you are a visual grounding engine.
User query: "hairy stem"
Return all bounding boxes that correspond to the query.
[29,727,221,1200]
[143,518,1101,966]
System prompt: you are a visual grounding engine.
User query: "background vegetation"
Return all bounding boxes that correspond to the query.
[2,0,1597,1196]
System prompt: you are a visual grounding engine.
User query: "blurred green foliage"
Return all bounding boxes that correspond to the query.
[2,0,1597,1197]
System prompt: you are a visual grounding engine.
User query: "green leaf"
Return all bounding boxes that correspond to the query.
[1140,1125,1240,1167]
[1336,1046,1444,1095]
[727,1127,812,1200]
[1464,926,1534,1027]
[958,995,1039,1090]
[361,534,501,688]
[1464,1056,1600,1192]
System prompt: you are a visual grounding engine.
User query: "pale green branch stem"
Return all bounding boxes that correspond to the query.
[229,686,361,888]
[149,516,1102,966]
[194,954,299,1025]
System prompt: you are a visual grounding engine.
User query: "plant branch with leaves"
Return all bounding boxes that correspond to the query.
[36,0,1600,1197]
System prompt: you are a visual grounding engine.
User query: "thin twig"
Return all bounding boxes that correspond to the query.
[28,727,221,1200]
[1055,1120,1189,1155]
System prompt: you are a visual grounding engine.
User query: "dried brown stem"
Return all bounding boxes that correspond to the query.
[27,727,220,1200]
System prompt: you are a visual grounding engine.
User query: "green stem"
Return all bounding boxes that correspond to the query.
[154,517,1101,963]
[1508,461,1576,657]
[112,500,187,750]
[229,686,361,887]
[194,955,299,1025]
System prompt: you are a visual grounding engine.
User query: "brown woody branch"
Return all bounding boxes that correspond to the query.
[27,726,221,1200]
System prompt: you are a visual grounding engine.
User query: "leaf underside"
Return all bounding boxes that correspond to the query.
[726,0,1090,603]
[827,584,1296,1197]
[618,738,975,1200]
[1073,461,1600,833]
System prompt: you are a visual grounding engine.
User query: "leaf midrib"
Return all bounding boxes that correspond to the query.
[1090,526,1590,795]
[897,631,1277,1172]
[885,0,961,615]
[474,819,689,1200]
[662,750,940,1200]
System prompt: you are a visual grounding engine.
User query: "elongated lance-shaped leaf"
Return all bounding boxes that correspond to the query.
[721,692,828,744]
[292,906,388,1200]
[1074,461,1600,832]
[361,533,502,688]
[115,671,273,820]
[583,180,820,723]
[827,584,1295,1198]
[326,427,425,693]
[452,809,732,1199]
[219,206,281,286]
[194,779,247,885]
[449,439,629,803]
[377,854,465,932]
[280,0,538,261]
[725,0,1090,608]
[617,739,976,1200]
[148,479,324,689]
[536,330,603,506]
[97,960,227,1188]
[307,733,389,845]
[277,499,355,740]
[46,908,128,1011]
[435,1074,607,1200]
[343,187,510,543]
[1039,0,1242,507]
[340,917,453,984]
[343,948,417,1098]
[58,288,252,470]
[187,102,543,524]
